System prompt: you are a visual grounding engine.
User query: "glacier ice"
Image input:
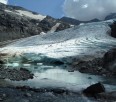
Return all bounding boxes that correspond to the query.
[0,21,116,62]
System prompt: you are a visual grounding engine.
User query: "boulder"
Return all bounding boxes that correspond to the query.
[0,60,4,64]
[83,82,105,97]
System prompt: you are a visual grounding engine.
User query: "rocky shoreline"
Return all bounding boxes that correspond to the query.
[72,57,116,77]
[0,45,115,102]
[72,48,116,77]
[0,67,33,81]
[0,84,115,102]
[0,48,115,101]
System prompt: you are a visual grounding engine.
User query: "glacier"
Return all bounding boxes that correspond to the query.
[0,20,116,62]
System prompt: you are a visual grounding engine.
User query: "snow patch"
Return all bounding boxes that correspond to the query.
[40,32,46,35]
[15,10,46,21]
[48,23,61,33]
[4,9,13,13]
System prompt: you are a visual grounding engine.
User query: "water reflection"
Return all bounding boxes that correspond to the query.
[3,63,116,92]
[6,65,102,90]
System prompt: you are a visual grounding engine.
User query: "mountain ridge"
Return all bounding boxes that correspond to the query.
[0,3,70,42]
[60,13,116,25]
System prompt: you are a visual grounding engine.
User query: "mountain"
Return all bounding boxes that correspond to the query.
[60,13,116,25]
[105,13,116,20]
[0,3,70,42]
[60,17,100,25]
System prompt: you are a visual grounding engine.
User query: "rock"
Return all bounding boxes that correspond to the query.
[0,98,3,101]
[2,94,6,97]
[42,58,64,65]
[60,17,100,25]
[103,48,116,72]
[0,66,34,81]
[110,21,116,38]
[21,99,29,102]
[16,86,30,91]
[0,3,70,43]
[52,60,64,65]
[24,93,31,97]
[0,60,4,64]
[73,58,104,75]
[105,13,116,20]
[68,70,74,72]
[83,82,105,97]
[20,68,29,72]
[60,14,116,26]
[97,91,116,101]
[52,89,67,94]
[56,22,70,32]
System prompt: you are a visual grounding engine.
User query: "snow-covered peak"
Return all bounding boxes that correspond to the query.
[4,9,46,21]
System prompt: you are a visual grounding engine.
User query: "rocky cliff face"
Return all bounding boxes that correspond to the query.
[0,3,70,42]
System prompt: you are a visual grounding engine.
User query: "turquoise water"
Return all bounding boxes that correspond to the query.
[4,62,116,93]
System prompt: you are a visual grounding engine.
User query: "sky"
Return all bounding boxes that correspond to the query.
[64,0,116,21]
[8,0,64,18]
[3,0,116,21]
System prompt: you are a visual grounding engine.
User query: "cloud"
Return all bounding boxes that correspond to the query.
[63,0,116,21]
[0,0,8,4]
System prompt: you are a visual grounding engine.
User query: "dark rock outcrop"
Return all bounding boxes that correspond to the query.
[60,17,81,25]
[60,13,116,26]
[60,17,100,25]
[0,60,4,64]
[103,48,116,72]
[73,58,105,75]
[83,83,105,97]
[110,21,116,38]
[0,67,33,81]
[0,3,70,42]
[105,13,116,20]
[98,91,116,101]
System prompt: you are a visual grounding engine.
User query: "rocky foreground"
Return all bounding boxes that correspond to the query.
[0,48,115,102]
[0,83,115,102]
